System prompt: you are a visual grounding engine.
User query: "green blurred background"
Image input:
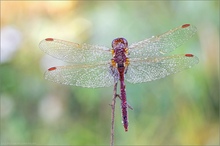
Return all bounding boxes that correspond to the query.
[1,1,219,145]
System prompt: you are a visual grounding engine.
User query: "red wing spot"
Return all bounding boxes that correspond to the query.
[185,54,194,57]
[48,67,57,71]
[182,24,190,28]
[45,38,54,41]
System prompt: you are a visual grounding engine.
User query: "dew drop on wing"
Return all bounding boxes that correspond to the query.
[159,51,166,55]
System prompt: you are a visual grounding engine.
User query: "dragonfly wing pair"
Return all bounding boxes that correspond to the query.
[39,38,118,88]
[125,24,199,83]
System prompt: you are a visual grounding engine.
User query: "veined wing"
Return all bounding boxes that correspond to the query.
[44,62,119,88]
[125,54,199,83]
[128,24,197,58]
[39,38,112,64]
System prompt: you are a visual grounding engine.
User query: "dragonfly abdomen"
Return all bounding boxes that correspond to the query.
[119,69,128,132]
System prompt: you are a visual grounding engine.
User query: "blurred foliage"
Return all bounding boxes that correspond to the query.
[0,1,219,145]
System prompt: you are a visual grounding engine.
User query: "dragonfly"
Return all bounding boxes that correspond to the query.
[39,24,199,132]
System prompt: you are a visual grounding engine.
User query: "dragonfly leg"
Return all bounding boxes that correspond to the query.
[109,94,133,110]
[124,66,128,74]
[115,94,120,98]
[127,103,133,110]
[116,94,133,110]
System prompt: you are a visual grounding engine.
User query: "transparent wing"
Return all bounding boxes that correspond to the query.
[125,54,199,83]
[128,24,197,58]
[44,62,119,88]
[39,38,112,64]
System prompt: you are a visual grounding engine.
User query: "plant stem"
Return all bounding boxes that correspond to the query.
[110,82,118,146]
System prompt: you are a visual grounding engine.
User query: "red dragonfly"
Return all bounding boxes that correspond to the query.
[39,24,199,132]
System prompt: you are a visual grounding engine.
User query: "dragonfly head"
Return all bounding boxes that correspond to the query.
[112,38,128,49]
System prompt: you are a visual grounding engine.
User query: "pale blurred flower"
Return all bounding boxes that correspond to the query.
[0,94,14,119]
[1,26,22,63]
[38,94,63,124]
